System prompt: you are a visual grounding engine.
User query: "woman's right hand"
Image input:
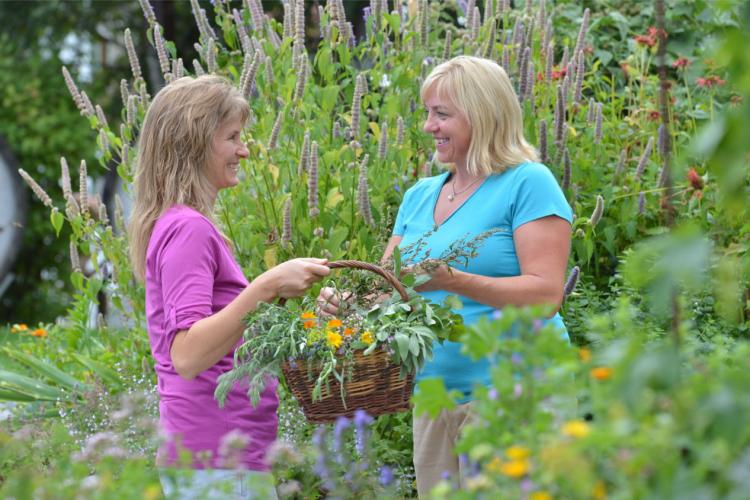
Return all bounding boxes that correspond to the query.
[316,286,353,317]
[263,258,331,299]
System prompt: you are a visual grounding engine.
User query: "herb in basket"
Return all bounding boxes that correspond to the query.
[214,229,500,412]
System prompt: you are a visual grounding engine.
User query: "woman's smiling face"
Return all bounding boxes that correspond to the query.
[205,116,249,193]
[422,88,472,169]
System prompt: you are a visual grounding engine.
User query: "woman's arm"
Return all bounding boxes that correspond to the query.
[416,216,571,314]
[171,258,330,379]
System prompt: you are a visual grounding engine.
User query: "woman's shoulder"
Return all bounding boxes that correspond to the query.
[503,161,555,179]
[152,205,218,242]
[404,172,449,197]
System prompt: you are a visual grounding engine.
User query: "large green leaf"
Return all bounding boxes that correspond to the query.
[2,348,89,391]
[0,370,68,401]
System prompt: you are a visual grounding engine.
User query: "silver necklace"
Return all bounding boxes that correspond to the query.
[447,176,483,202]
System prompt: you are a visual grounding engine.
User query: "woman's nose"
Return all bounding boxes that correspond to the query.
[238,143,249,158]
[423,116,436,133]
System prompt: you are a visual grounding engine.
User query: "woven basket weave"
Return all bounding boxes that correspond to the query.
[280,260,414,424]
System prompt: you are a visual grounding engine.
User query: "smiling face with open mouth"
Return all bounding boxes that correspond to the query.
[205,116,249,194]
[422,88,472,169]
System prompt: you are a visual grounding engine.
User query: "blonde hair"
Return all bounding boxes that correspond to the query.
[421,55,539,176]
[128,75,249,281]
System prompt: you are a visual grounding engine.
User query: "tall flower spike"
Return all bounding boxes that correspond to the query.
[657,160,669,188]
[120,79,129,109]
[594,102,603,144]
[70,241,82,273]
[206,38,217,73]
[358,155,375,226]
[442,29,453,60]
[484,0,492,24]
[99,201,109,226]
[65,193,80,219]
[563,266,580,297]
[554,84,565,144]
[378,122,388,159]
[332,121,341,139]
[264,56,274,85]
[62,66,84,113]
[192,59,205,76]
[298,130,310,176]
[18,169,53,208]
[351,74,364,140]
[173,58,184,79]
[471,7,480,42]
[60,157,73,201]
[115,194,126,232]
[123,29,142,81]
[635,137,654,180]
[562,149,571,190]
[79,91,95,118]
[539,120,548,164]
[466,0,476,29]
[483,20,496,58]
[268,112,283,150]
[544,42,553,82]
[589,195,604,226]
[538,0,547,34]
[396,116,405,146]
[419,0,428,47]
[281,198,292,248]
[283,1,293,38]
[127,95,137,125]
[572,8,590,70]
[153,24,171,75]
[308,141,319,217]
[574,50,585,104]
[502,44,510,71]
[294,55,307,102]
[95,105,108,129]
[657,123,668,157]
[79,160,88,216]
[614,148,627,177]
[586,98,596,123]
[138,0,156,25]
[99,129,110,155]
[518,46,530,101]
[294,0,305,57]
[526,61,535,101]
[638,191,646,214]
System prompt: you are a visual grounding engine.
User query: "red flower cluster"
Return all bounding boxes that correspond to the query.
[633,27,666,47]
[696,76,726,88]
[647,110,660,121]
[687,168,704,190]
[672,57,690,69]
[551,66,567,80]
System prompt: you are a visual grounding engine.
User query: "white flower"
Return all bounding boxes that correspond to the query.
[457,16,467,27]
[379,73,391,88]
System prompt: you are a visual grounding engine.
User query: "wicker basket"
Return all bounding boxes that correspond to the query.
[280,260,414,424]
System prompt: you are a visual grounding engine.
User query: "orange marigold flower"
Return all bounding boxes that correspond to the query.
[303,320,316,329]
[498,459,530,478]
[327,330,343,349]
[31,328,48,338]
[590,366,613,380]
[301,311,317,320]
[10,323,29,333]
[578,348,592,363]
[326,318,343,329]
[343,327,355,337]
[361,331,374,345]
[562,420,591,438]
[505,445,531,461]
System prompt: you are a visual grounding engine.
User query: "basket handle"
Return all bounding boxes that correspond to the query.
[278,259,409,306]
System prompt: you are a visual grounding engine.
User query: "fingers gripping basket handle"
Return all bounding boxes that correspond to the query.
[278,259,409,305]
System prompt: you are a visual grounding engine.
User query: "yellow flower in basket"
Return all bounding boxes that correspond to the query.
[300,311,317,320]
[327,330,343,349]
[361,331,374,345]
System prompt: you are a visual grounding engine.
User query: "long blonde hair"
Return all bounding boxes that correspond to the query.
[421,55,539,176]
[128,75,249,281]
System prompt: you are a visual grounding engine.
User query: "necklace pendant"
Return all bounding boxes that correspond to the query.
[447,194,455,202]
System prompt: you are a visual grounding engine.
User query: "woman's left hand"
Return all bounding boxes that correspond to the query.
[411,262,455,292]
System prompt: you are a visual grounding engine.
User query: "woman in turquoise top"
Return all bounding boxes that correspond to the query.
[321,55,572,496]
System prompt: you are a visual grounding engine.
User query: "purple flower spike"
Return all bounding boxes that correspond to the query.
[379,465,395,486]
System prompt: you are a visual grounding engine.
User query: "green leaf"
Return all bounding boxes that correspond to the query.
[412,378,458,418]
[70,353,123,391]
[2,348,88,391]
[394,333,409,359]
[0,370,68,401]
[408,335,420,356]
[50,209,64,237]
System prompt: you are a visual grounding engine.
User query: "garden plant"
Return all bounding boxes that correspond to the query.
[2,0,749,498]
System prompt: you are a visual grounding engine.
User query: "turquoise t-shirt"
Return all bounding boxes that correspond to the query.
[392,162,573,400]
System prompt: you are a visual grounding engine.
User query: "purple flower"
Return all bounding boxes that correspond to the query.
[441,470,452,481]
[394,181,401,192]
[511,352,523,365]
[333,416,351,459]
[533,319,543,332]
[491,309,503,320]
[488,388,498,400]
[379,465,395,486]
[521,479,534,492]
[513,383,523,398]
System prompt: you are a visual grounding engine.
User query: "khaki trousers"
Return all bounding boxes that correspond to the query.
[412,402,474,498]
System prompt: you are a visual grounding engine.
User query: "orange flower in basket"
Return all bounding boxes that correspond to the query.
[300,311,317,320]
[326,318,342,329]
[361,331,374,345]
[343,327,355,337]
[327,330,343,349]
[303,320,316,330]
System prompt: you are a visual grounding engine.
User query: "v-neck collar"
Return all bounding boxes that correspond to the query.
[431,172,491,228]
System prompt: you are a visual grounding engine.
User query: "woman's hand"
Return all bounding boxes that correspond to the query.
[316,286,354,317]
[263,258,331,299]
[410,262,455,292]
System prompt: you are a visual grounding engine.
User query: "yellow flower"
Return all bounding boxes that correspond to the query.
[592,480,607,500]
[10,323,28,333]
[326,318,342,329]
[578,348,591,363]
[303,320,316,330]
[486,456,503,474]
[300,311,316,320]
[31,328,48,338]
[505,445,530,461]
[327,331,342,349]
[498,459,530,478]
[590,366,613,380]
[530,492,552,500]
[561,420,591,438]
[343,327,355,337]
[361,331,374,345]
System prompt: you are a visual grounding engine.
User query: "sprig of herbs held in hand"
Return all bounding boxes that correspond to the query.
[215,229,501,408]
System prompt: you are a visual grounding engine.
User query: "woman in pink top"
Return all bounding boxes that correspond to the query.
[128,75,330,498]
